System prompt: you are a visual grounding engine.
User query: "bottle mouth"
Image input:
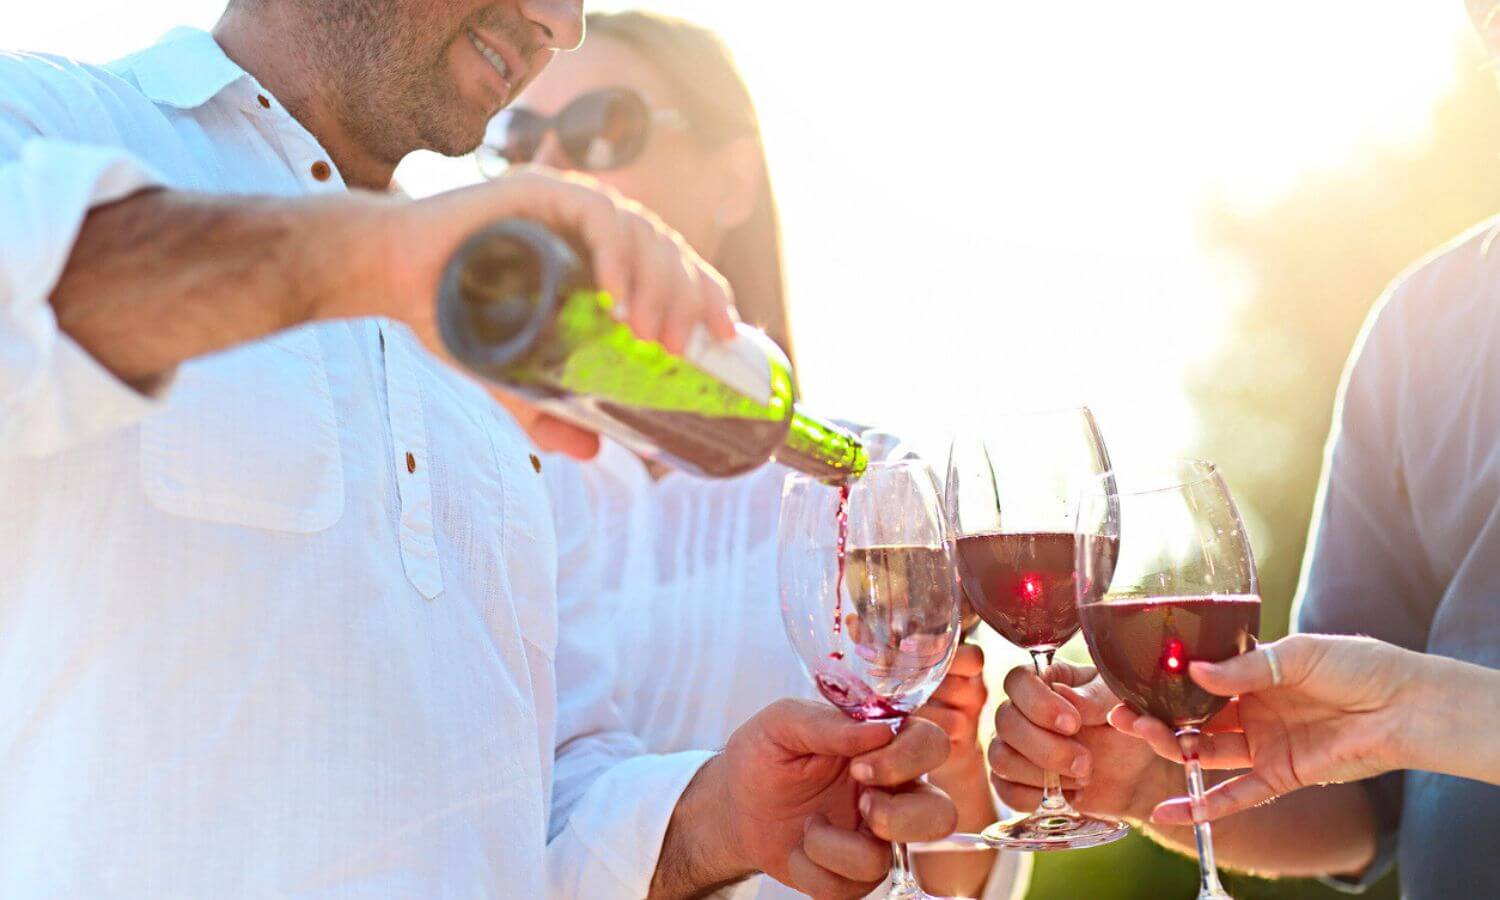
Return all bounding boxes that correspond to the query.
[775,414,867,482]
[437,219,575,374]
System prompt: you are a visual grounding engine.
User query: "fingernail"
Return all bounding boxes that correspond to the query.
[858,793,872,817]
[1071,756,1090,778]
[851,763,874,782]
[1056,712,1079,734]
[804,816,816,835]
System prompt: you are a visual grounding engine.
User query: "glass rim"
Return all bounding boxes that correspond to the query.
[1085,458,1221,499]
[782,456,935,488]
[949,404,1096,430]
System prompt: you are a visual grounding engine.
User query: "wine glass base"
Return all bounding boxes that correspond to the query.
[886,887,956,900]
[981,810,1130,852]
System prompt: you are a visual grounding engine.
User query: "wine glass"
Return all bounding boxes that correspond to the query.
[944,407,1131,851]
[1076,460,1261,900]
[779,459,963,900]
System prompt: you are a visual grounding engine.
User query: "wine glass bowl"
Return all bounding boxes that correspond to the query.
[780,463,961,722]
[779,459,963,899]
[1075,459,1261,900]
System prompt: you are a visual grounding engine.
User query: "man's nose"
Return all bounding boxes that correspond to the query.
[519,0,584,52]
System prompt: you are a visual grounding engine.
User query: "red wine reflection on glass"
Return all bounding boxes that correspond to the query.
[1076,460,1261,900]
[945,408,1130,852]
[779,460,962,900]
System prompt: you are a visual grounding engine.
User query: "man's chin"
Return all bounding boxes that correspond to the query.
[418,111,491,159]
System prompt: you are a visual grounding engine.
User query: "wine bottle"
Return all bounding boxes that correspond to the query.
[436,219,866,481]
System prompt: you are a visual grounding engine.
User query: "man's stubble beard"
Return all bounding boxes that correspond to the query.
[314,0,488,165]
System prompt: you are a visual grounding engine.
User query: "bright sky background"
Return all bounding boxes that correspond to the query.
[6,1,1486,469]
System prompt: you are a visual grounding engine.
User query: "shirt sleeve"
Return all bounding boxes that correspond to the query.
[1292,274,1433,890]
[0,55,172,458]
[542,456,734,898]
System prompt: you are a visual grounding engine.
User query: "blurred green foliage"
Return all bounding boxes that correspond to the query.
[1024,44,1500,900]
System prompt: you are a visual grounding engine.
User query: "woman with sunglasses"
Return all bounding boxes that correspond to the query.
[483,11,1021,900]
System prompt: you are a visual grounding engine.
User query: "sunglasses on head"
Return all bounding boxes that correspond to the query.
[478,87,689,176]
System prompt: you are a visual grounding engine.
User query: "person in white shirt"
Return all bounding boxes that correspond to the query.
[0,1,963,897]
[485,12,1023,898]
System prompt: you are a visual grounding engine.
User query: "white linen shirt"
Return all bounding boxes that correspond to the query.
[0,26,711,898]
[582,439,1024,900]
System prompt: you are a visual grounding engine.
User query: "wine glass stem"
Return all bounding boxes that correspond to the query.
[884,720,925,897]
[890,839,921,894]
[1031,650,1071,815]
[1176,727,1229,898]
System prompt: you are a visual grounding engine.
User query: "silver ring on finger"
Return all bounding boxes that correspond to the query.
[1263,644,1283,687]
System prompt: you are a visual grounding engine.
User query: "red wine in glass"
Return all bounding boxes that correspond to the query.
[813,668,909,722]
[1080,595,1261,727]
[954,531,1119,652]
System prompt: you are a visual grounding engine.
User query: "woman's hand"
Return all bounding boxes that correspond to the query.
[1110,633,1500,824]
[987,659,1183,824]
[911,642,1000,897]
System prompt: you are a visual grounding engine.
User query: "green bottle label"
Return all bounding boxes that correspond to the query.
[510,290,793,422]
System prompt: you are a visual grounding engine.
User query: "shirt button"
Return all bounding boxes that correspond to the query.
[310,160,332,181]
[406,452,417,474]
[257,94,271,109]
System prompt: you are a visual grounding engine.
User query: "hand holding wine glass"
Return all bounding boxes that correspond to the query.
[987,660,1186,825]
[1107,633,1500,825]
[707,698,957,899]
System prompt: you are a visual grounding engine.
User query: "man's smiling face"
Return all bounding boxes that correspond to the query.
[316,0,582,162]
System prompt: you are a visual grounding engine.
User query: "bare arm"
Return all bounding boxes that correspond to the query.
[48,167,736,398]
[1413,658,1500,786]
[52,188,390,387]
[1118,635,1500,826]
[647,755,755,900]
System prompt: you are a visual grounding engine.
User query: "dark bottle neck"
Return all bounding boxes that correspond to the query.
[773,410,867,482]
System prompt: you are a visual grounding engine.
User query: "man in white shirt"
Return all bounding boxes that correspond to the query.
[0,1,959,897]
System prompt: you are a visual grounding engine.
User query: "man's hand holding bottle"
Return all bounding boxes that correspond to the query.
[351,166,740,459]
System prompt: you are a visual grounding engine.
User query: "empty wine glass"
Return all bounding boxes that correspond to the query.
[779,459,963,899]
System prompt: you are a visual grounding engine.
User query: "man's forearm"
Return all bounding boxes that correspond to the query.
[52,188,393,386]
[1142,780,1378,880]
[649,754,755,900]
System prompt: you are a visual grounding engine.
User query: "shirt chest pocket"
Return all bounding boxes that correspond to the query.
[139,329,345,532]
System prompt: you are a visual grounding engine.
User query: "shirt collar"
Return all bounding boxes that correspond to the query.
[111,27,250,110]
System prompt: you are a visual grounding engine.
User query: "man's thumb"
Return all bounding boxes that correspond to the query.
[758,698,895,758]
